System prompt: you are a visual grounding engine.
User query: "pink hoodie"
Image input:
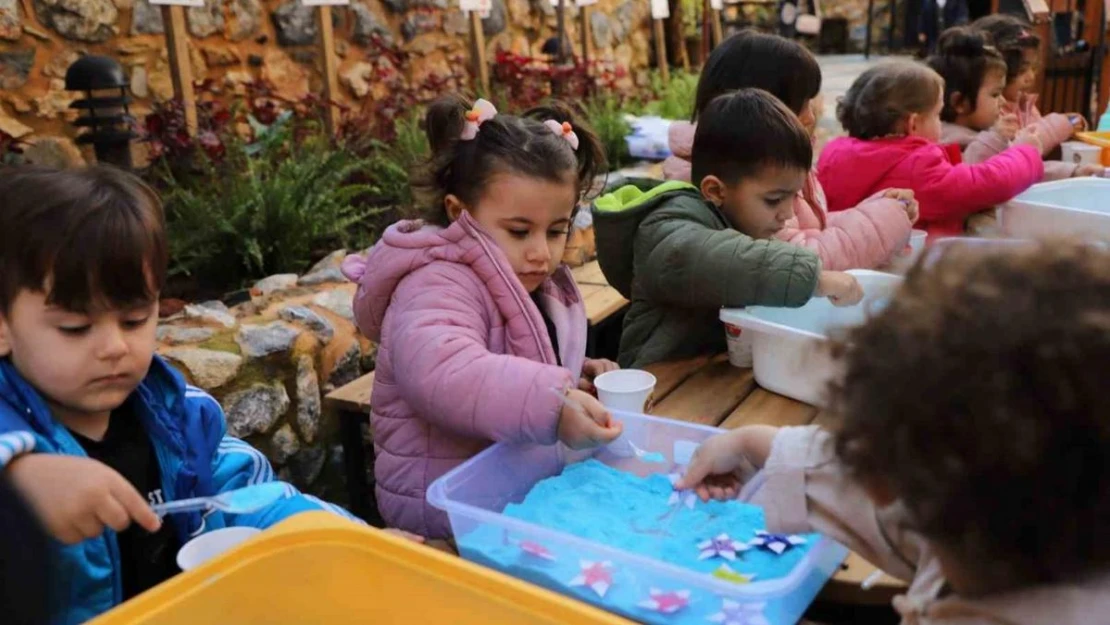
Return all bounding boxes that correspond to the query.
[663,121,913,270]
[341,212,587,538]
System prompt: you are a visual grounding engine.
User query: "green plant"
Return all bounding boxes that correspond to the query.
[641,70,699,121]
[582,95,633,170]
[360,108,429,210]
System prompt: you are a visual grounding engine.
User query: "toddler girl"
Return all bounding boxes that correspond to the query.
[818,60,1044,238]
[679,240,1110,623]
[342,96,621,538]
[664,31,917,271]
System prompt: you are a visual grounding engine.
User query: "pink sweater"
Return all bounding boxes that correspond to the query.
[664,121,913,270]
[341,213,587,538]
[941,118,1078,181]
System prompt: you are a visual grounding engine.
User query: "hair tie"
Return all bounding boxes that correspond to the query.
[460,99,497,141]
[1018,30,1033,40]
[543,119,580,151]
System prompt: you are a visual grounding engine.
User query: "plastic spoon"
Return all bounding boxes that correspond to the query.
[152,482,287,517]
[550,389,666,463]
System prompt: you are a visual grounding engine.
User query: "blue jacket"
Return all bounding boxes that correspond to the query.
[0,356,360,625]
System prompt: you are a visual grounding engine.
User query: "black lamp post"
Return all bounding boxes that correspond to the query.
[65,56,136,169]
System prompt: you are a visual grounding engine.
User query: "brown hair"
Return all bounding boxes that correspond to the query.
[927,27,1008,123]
[828,241,1110,589]
[972,14,1040,83]
[0,165,167,314]
[411,94,606,226]
[837,60,944,140]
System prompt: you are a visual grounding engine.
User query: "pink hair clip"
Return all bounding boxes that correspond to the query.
[544,119,579,151]
[461,99,497,141]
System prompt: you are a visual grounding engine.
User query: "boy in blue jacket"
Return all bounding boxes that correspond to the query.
[0,166,362,624]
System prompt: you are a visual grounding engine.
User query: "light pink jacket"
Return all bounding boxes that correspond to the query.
[341,213,587,538]
[756,426,1110,624]
[941,117,1077,181]
[664,121,913,270]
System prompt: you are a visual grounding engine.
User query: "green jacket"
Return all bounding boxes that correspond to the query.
[592,180,821,369]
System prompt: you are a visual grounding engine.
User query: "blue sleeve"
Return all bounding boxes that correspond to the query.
[0,431,35,469]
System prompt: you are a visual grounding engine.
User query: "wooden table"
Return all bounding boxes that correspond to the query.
[643,357,906,606]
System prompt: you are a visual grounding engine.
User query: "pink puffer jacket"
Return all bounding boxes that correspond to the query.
[942,113,1078,181]
[341,212,586,538]
[663,121,912,270]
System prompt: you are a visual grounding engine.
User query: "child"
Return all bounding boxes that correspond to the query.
[0,166,362,625]
[664,31,918,271]
[678,240,1110,623]
[594,89,863,369]
[972,15,1102,179]
[818,60,1044,238]
[341,96,622,539]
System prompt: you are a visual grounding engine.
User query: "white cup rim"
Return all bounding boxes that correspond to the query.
[594,369,657,394]
[176,526,261,571]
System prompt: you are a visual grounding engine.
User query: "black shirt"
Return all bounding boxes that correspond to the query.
[532,292,562,367]
[70,402,180,599]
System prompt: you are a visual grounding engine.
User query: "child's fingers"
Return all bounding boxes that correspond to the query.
[109,479,162,533]
[72,515,106,542]
[695,485,711,502]
[96,497,134,533]
[675,456,710,491]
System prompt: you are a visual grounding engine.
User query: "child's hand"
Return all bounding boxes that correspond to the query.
[579,359,619,394]
[7,454,161,545]
[816,271,864,307]
[993,113,1021,141]
[675,426,778,502]
[1074,163,1104,178]
[1067,113,1088,133]
[881,189,919,223]
[1014,127,1044,154]
[384,528,426,543]
[557,389,623,450]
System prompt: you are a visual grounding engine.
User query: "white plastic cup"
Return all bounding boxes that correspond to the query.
[1061,141,1101,165]
[908,229,927,260]
[176,527,261,571]
[594,369,657,414]
[724,322,753,368]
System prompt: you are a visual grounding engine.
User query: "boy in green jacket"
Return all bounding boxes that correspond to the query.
[594,89,863,368]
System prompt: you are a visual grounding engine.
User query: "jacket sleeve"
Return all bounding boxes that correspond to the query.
[0,431,35,469]
[635,206,821,309]
[387,264,573,445]
[752,426,924,582]
[913,144,1044,222]
[961,129,1009,164]
[189,390,363,528]
[1030,110,1074,155]
[777,193,912,271]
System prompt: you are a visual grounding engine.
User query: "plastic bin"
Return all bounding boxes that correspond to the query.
[1000,178,1110,240]
[719,270,902,407]
[89,512,633,625]
[1076,131,1110,166]
[427,413,848,625]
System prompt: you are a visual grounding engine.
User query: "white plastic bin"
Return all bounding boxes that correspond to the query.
[1000,178,1110,240]
[427,412,848,625]
[719,270,902,407]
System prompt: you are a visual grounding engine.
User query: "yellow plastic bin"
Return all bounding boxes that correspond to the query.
[1076,131,1110,166]
[90,512,634,625]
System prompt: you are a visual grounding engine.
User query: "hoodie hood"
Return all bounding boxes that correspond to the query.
[818,136,933,211]
[592,179,701,298]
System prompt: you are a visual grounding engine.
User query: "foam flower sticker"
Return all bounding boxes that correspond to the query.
[668,472,697,509]
[749,531,807,555]
[698,534,749,561]
[519,540,557,561]
[460,99,497,141]
[710,564,755,585]
[568,560,614,597]
[638,588,691,614]
[707,600,770,625]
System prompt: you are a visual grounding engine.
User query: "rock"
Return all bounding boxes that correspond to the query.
[236,321,299,358]
[201,301,231,314]
[147,57,174,100]
[253,273,298,296]
[155,325,215,344]
[294,354,321,443]
[591,11,612,49]
[43,49,80,80]
[33,79,77,120]
[130,0,163,35]
[0,0,21,41]
[507,0,530,28]
[21,136,85,167]
[129,64,149,98]
[443,10,468,35]
[482,0,507,36]
[184,303,237,329]
[335,39,349,57]
[279,306,334,343]
[299,266,348,286]
[272,0,316,46]
[163,347,243,389]
[289,445,326,485]
[0,49,34,90]
[224,69,253,89]
[227,0,262,41]
[269,424,300,465]
[22,24,50,40]
[247,53,262,67]
[261,49,308,100]
[611,0,635,43]
[381,0,406,12]
[0,106,32,139]
[114,0,134,8]
[3,94,31,114]
[225,383,290,437]
[33,0,119,43]
[159,298,187,318]
[350,2,392,46]
[402,12,439,42]
[117,39,159,55]
[308,249,347,274]
[186,0,224,38]
[290,50,316,64]
[328,340,362,388]
[202,46,240,67]
[312,289,354,321]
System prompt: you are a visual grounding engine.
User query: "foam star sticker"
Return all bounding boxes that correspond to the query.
[638,588,691,614]
[519,540,557,561]
[748,531,807,555]
[569,560,614,597]
[710,563,755,585]
[707,599,770,625]
[668,472,697,509]
[698,533,750,561]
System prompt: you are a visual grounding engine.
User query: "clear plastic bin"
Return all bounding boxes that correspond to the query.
[1001,178,1110,240]
[427,412,848,625]
[90,512,632,625]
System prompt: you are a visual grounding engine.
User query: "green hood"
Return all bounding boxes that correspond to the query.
[591,179,702,298]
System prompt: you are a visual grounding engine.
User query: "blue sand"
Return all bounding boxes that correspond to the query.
[458,460,821,625]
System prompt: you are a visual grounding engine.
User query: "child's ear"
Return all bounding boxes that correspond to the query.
[699,175,727,207]
[905,113,920,137]
[444,194,466,222]
[949,91,968,116]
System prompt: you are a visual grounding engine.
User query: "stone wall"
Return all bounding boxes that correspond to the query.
[0,0,655,157]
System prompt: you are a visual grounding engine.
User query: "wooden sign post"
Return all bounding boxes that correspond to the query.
[303,0,349,138]
[151,0,202,136]
[709,0,723,48]
[576,0,598,94]
[461,0,492,95]
[651,0,670,83]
